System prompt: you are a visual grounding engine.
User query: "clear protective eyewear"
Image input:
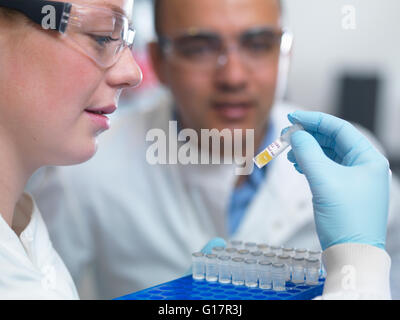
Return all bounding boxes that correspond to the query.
[158,26,293,71]
[0,0,136,68]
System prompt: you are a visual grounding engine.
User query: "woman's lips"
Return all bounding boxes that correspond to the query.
[84,105,116,131]
[212,102,254,121]
[84,110,111,131]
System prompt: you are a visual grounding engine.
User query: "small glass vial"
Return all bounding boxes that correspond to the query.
[258,261,272,289]
[231,257,245,286]
[305,258,320,285]
[308,250,323,277]
[229,240,243,250]
[218,255,231,284]
[271,263,286,291]
[244,259,258,288]
[192,252,205,280]
[263,252,276,264]
[271,245,283,256]
[294,248,308,259]
[224,247,237,257]
[244,242,257,252]
[291,257,305,284]
[250,250,263,262]
[205,254,219,282]
[257,243,270,253]
[212,246,225,256]
[277,254,291,281]
[237,249,250,259]
[282,247,295,257]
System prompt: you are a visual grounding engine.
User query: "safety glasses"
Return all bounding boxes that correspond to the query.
[0,0,136,68]
[158,26,293,71]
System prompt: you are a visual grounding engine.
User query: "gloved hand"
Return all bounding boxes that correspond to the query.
[200,237,227,255]
[184,238,226,276]
[284,111,391,251]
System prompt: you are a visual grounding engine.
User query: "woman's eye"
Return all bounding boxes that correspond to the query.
[90,35,119,47]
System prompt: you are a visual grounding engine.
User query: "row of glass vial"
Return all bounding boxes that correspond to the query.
[192,252,322,291]
[214,243,320,260]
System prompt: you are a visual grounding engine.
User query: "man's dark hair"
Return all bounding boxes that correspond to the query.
[153,0,283,36]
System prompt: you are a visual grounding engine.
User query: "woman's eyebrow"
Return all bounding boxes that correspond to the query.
[91,1,132,23]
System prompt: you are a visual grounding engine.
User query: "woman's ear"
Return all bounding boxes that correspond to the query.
[147,41,168,86]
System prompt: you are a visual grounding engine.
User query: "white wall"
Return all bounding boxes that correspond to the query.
[284,0,400,158]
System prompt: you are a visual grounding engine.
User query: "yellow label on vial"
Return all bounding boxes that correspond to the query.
[253,150,273,168]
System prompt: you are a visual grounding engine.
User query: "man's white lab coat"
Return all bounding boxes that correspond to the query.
[28,92,400,300]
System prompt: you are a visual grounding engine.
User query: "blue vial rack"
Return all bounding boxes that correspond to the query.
[116,275,325,300]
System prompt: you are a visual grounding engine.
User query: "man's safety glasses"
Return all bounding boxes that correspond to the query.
[158,26,293,71]
[0,0,136,68]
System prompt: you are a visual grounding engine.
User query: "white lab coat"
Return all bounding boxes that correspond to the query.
[28,91,400,300]
[0,193,79,300]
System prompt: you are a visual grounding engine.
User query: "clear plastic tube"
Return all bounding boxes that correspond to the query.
[292,257,305,284]
[212,246,225,256]
[257,243,270,253]
[258,261,272,289]
[244,242,257,252]
[244,259,258,288]
[231,257,245,286]
[218,255,231,284]
[192,252,205,280]
[237,249,250,259]
[272,263,286,291]
[277,254,291,281]
[250,250,263,262]
[224,247,238,256]
[253,124,304,169]
[205,254,219,282]
[295,248,308,259]
[305,258,320,285]
[263,252,276,264]
[229,240,243,249]
[271,245,283,256]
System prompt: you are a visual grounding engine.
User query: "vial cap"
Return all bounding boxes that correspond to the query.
[206,254,218,259]
[192,252,204,257]
[245,258,257,264]
[292,257,305,261]
[295,248,307,253]
[272,263,284,269]
[251,250,263,257]
[259,260,272,266]
[244,242,257,247]
[218,255,231,261]
[264,252,276,258]
[277,254,290,260]
[257,244,269,249]
[232,257,244,263]
[212,246,225,252]
[230,240,243,246]
[225,248,237,253]
[238,249,250,255]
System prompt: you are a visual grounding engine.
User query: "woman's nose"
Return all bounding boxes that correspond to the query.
[108,47,143,89]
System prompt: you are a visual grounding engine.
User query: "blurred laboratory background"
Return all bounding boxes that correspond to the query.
[122,0,400,175]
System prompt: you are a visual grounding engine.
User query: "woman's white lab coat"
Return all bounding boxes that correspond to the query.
[0,193,78,299]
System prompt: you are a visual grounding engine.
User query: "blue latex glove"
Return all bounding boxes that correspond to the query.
[200,237,227,255]
[184,238,227,276]
[284,111,391,251]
